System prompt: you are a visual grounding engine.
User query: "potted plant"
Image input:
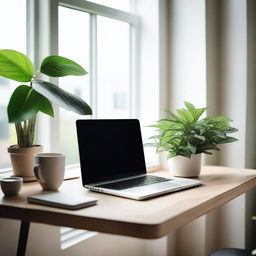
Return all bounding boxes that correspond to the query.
[147,101,238,177]
[0,49,92,180]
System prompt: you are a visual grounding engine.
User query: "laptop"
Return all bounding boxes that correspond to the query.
[76,119,202,200]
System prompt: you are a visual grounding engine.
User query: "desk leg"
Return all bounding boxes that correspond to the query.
[17,221,30,256]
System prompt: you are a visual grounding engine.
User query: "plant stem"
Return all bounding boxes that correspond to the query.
[15,115,37,147]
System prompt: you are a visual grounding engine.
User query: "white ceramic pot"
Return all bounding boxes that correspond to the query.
[168,154,202,177]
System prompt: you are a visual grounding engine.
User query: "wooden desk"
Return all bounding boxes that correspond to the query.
[1,166,256,255]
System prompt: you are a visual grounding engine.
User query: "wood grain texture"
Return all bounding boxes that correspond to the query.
[0,165,256,239]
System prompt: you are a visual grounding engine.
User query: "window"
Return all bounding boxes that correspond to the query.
[0,0,160,172]
[58,0,139,165]
[58,6,90,165]
[0,0,27,169]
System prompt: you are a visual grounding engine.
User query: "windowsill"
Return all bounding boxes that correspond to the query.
[0,165,81,180]
[0,162,160,179]
[0,168,13,178]
[147,164,160,173]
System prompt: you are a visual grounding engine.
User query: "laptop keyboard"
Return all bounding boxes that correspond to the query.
[95,175,172,190]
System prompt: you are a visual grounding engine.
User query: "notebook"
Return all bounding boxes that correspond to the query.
[76,119,202,200]
[28,192,98,210]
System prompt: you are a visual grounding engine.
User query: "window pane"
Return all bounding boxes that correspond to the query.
[59,7,90,165]
[0,0,27,169]
[97,16,130,118]
[89,0,130,12]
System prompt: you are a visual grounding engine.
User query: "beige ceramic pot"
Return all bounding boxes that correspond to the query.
[8,145,43,181]
[168,154,202,177]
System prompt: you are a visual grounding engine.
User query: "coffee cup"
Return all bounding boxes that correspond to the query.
[0,177,23,196]
[34,153,65,191]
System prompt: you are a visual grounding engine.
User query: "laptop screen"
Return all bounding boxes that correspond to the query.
[76,119,147,185]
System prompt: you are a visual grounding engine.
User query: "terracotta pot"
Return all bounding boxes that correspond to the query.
[168,154,202,177]
[8,145,43,180]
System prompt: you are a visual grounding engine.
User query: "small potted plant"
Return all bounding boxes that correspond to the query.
[0,49,92,180]
[147,101,238,177]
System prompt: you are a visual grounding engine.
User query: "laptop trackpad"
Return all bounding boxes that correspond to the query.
[123,181,181,195]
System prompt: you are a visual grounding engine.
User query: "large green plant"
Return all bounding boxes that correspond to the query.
[0,49,92,147]
[147,102,238,158]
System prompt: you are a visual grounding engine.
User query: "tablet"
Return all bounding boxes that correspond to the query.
[28,192,98,210]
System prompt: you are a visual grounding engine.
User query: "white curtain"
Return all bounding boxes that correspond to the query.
[156,0,256,255]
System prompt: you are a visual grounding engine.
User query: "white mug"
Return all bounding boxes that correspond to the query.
[34,153,65,191]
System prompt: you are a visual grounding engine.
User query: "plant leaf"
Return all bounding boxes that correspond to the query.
[195,108,206,120]
[226,127,239,133]
[167,152,177,158]
[218,137,238,144]
[8,85,54,123]
[33,80,92,115]
[203,116,233,123]
[144,143,158,147]
[0,49,34,82]
[193,134,205,141]
[164,110,180,121]
[184,101,197,119]
[40,56,87,77]
[201,151,212,155]
[187,144,197,154]
[177,109,194,123]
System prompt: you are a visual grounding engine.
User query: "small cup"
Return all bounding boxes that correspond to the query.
[34,153,65,191]
[0,177,23,196]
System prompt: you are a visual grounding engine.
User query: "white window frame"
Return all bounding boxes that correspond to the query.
[59,0,140,118]
[27,0,141,156]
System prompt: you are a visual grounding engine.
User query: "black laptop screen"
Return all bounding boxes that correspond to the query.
[76,119,147,185]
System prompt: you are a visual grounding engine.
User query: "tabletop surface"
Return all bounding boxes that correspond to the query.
[1,165,256,239]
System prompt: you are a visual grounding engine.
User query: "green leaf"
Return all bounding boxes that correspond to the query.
[177,109,194,123]
[203,116,233,123]
[167,152,177,158]
[200,144,219,151]
[33,80,92,115]
[184,101,196,119]
[0,49,34,82]
[178,148,191,158]
[144,143,158,148]
[187,144,197,154]
[184,101,196,112]
[193,134,205,141]
[226,127,239,133]
[201,151,212,155]
[149,123,170,130]
[184,102,206,121]
[197,124,208,134]
[195,108,206,120]
[7,85,54,123]
[40,56,87,77]
[164,110,180,121]
[218,137,238,144]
